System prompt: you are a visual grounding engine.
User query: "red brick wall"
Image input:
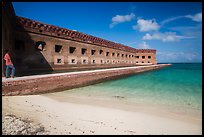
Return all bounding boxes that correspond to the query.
[2,64,170,96]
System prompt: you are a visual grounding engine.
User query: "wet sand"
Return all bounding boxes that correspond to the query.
[2,94,202,135]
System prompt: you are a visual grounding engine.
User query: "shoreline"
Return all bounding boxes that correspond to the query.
[2,94,202,135]
[43,92,202,122]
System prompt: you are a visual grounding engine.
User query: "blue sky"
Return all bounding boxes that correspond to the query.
[12,2,202,63]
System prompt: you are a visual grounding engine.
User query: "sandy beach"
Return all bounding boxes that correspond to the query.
[2,93,202,135]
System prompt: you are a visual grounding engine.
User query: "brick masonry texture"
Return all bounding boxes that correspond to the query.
[2,2,157,77]
[2,64,170,96]
[15,16,156,54]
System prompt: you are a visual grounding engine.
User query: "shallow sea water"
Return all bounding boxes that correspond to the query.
[50,63,202,114]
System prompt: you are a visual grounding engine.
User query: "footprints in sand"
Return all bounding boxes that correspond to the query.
[79,119,127,134]
[78,119,138,135]
[124,130,137,134]
[90,130,95,133]
[24,100,46,113]
[15,100,138,135]
[80,119,106,126]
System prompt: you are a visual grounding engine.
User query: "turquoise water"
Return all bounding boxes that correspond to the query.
[59,63,202,111]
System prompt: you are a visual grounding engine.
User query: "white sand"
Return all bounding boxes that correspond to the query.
[2,94,202,135]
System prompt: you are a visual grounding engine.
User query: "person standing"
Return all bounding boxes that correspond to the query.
[4,49,15,78]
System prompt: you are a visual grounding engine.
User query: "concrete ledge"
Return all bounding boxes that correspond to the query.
[2,64,171,96]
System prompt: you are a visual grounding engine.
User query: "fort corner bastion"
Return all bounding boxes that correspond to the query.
[2,2,171,96]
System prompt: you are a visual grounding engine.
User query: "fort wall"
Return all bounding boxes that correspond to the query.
[2,2,16,77]
[2,64,170,96]
[2,2,157,77]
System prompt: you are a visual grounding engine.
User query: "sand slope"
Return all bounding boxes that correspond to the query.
[2,95,202,135]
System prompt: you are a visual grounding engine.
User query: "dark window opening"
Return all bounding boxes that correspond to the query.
[136,56,139,59]
[91,50,96,55]
[55,45,62,53]
[148,56,151,59]
[148,61,150,63]
[117,53,120,57]
[142,61,144,63]
[112,53,115,56]
[142,56,145,59]
[122,54,124,57]
[132,55,134,57]
[35,41,46,51]
[81,48,87,55]
[126,54,128,57]
[15,40,25,51]
[83,59,86,63]
[101,60,103,63]
[106,52,109,56]
[129,55,131,57]
[57,59,62,63]
[99,50,103,54]
[39,30,43,33]
[92,60,95,63]
[107,60,109,63]
[69,47,76,54]
[136,61,138,63]
[71,59,75,63]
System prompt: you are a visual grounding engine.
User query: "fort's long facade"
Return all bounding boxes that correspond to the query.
[2,2,157,76]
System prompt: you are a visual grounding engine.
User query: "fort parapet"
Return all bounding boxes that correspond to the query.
[15,16,156,54]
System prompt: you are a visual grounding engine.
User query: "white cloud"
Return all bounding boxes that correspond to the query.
[137,41,150,49]
[157,51,201,62]
[109,13,135,28]
[133,19,160,32]
[169,24,201,38]
[185,12,202,22]
[143,32,194,42]
[161,16,184,26]
[157,51,179,59]
[161,12,202,26]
